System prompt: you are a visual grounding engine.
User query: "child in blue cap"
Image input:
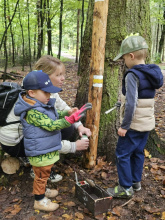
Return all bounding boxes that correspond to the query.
[107,35,163,198]
[14,70,92,211]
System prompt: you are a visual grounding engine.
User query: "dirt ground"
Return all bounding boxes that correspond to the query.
[0,62,165,220]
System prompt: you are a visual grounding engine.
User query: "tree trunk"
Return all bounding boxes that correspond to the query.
[37,0,45,59]
[9,20,15,67]
[158,7,165,59]
[75,0,94,105]
[80,0,85,48]
[76,0,163,163]
[75,9,80,63]
[83,0,109,168]
[18,2,25,71]
[27,0,32,70]
[3,0,8,82]
[46,0,53,56]
[33,26,37,60]
[57,0,63,59]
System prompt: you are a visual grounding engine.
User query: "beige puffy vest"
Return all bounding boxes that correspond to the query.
[120,94,155,132]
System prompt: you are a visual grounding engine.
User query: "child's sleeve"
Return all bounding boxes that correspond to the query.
[57,110,69,119]
[121,72,139,130]
[26,109,71,131]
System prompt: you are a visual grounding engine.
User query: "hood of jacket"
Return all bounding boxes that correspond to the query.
[128,64,163,89]
[14,92,56,117]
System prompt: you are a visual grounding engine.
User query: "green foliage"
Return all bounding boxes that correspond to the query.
[0,0,89,65]
[153,53,162,63]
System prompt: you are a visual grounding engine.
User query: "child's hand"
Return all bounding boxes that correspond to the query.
[68,107,78,116]
[118,127,127,137]
[75,139,89,150]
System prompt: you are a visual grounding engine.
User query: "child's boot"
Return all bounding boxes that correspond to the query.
[34,197,59,211]
[45,188,58,198]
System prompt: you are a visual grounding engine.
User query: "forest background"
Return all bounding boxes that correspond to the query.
[0,0,164,71]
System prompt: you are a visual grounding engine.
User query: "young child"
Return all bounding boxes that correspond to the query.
[107,35,163,198]
[0,55,91,183]
[14,70,92,211]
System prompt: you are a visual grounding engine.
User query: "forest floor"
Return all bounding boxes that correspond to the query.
[0,62,165,220]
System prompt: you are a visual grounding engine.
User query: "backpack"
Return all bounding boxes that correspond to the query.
[0,82,23,126]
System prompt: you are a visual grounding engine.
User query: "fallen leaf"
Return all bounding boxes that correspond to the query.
[75,212,84,219]
[151,164,159,169]
[34,209,40,214]
[161,212,165,220]
[133,196,144,203]
[112,206,122,217]
[97,158,107,167]
[62,213,73,220]
[67,201,76,207]
[150,158,158,163]
[142,205,161,214]
[107,217,118,220]
[10,204,21,215]
[19,170,24,176]
[95,213,105,220]
[163,179,165,186]
[42,212,53,219]
[159,165,165,170]
[10,199,21,204]
[64,167,73,175]
[101,172,107,179]
[56,195,62,201]
[83,207,90,214]
[3,207,13,213]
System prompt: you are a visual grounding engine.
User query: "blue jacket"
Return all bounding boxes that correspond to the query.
[14,93,62,157]
[122,64,163,98]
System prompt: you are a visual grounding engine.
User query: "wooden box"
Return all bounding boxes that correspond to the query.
[75,180,112,216]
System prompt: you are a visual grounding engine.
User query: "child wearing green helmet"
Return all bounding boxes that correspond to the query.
[107,35,163,198]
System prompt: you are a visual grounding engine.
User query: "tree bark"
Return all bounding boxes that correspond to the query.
[18,2,25,71]
[46,0,53,56]
[158,5,165,59]
[37,0,45,59]
[81,0,85,48]
[33,26,37,60]
[9,19,15,67]
[27,0,32,70]
[3,0,8,82]
[57,0,63,59]
[75,9,80,63]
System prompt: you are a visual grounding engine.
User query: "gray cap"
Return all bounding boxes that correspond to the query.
[113,36,148,61]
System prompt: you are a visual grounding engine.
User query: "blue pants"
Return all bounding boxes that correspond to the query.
[116,129,149,188]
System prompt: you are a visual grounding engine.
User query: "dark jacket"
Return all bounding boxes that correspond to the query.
[122,64,163,98]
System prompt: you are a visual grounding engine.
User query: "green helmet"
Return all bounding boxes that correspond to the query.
[113,35,148,61]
